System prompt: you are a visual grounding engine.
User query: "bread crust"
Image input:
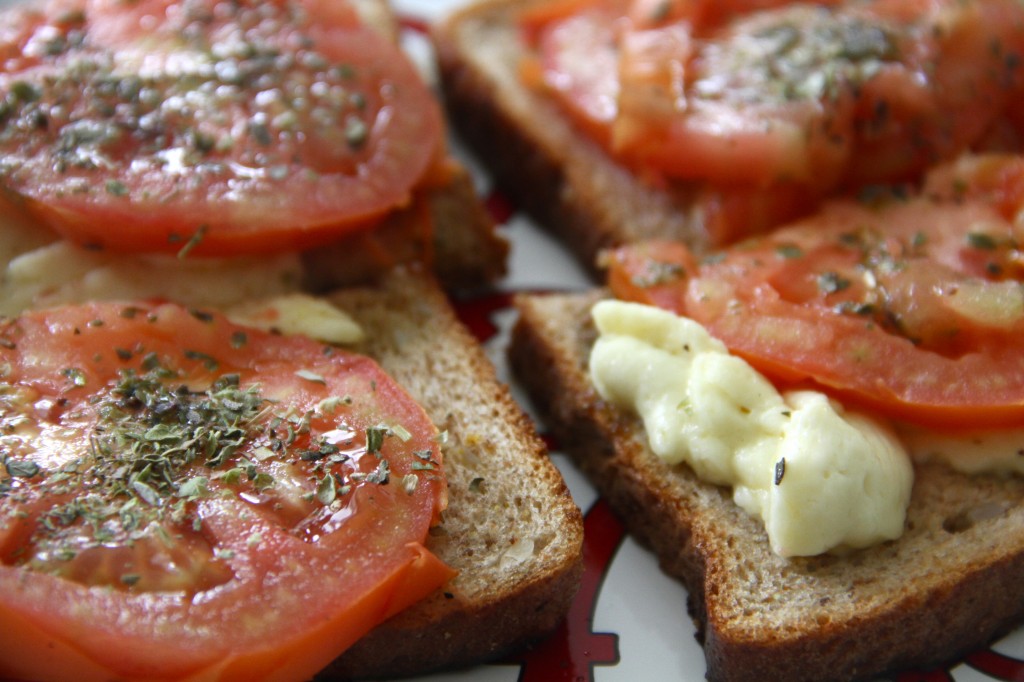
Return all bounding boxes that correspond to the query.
[301,161,509,293]
[318,269,584,679]
[509,289,1024,682]
[433,0,708,280]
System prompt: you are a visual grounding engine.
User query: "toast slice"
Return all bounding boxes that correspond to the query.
[508,288,1024,682]
[315,268,584,679]
[432,0,709,280]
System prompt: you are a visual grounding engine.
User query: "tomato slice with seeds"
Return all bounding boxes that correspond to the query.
[607,155,1024,429]
[0,301,452,681]
[0,0,442,257]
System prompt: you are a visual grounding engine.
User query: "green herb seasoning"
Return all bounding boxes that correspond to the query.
[817,271,851,294]
[702,9,899,106]
[967,232,999,250]
[774,457,786,485]
[629,259,686,288]
[0,1,375,186]
[0,353,405,582]
[775,243,804,259]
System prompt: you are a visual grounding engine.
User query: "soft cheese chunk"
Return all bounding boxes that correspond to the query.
[1,240,305,316]
[589,300,913,557]
[900,426,1024,475]
[226,294,364,345]
[0,215,364,344]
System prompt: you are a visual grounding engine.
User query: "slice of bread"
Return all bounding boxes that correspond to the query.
[316,268,584,679]
[433,0,709,280]
[508,288,1024,682]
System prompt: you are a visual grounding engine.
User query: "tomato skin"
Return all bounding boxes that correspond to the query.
[606,156,1024,428]
[0,0,442,257]
[0,301,452,681]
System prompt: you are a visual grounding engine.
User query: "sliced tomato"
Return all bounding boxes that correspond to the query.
[0,301,452,681]
[532,2,623,148]
[923,153,1024,222]
[606,155,1024,428]
[842,0,1024,186]
[529,0,1024,239]
[0,0,442,256]
[695,181,824,245]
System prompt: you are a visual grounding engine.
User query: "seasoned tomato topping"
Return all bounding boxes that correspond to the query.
[525,0,1024,243]
[0,301,452,681]
[0,0,443,256]
[606,154,1024,428]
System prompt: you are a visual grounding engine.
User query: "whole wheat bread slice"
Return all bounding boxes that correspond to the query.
[508,289,1024,682]
[432,0,710,280]
[316,268,584,679]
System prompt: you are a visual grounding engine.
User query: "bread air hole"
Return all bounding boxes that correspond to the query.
[942,502,1008,534]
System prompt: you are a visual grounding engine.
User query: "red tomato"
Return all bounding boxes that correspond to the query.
[532,2,622,147]
[606,156,1024,428]
[626,0,846,30]
[529,0,1024,240]
[923,153,1024,222]
[0,0,443,257]
[0,301,452,681]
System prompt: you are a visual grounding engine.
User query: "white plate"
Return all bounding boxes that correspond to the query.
[391,2,1024,681]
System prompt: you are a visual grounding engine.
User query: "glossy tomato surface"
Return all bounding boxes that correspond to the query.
[0,0,442,256]
[607,154,1024,428]
[0,301,451,681]
[528,0,1024,242]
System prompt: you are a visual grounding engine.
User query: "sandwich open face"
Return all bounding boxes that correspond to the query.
[0,267,585,681]
[0,296,454,681]
[0,0,507,303]
[430,0,1024,678]
[0,0,584,679]
[508,152,1024,680]
[434,0,1024,275]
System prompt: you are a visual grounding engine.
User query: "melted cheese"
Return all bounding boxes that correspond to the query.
[589,299,913,557]
[899,425,1024,475]
[0,216,363,344]
[226,294,364,345]
[1,240,305,316]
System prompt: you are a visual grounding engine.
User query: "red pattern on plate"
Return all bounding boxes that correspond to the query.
[484,192,516,226]
[450,291,513,344]
[503,500,624,682]
[965,649,1024,681]
[398,15,430,35]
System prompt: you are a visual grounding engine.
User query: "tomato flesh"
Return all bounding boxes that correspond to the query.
[0,0,442,256]
[528,0,1024,244]
[607,155,1024,428]
[0,301,451,681]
